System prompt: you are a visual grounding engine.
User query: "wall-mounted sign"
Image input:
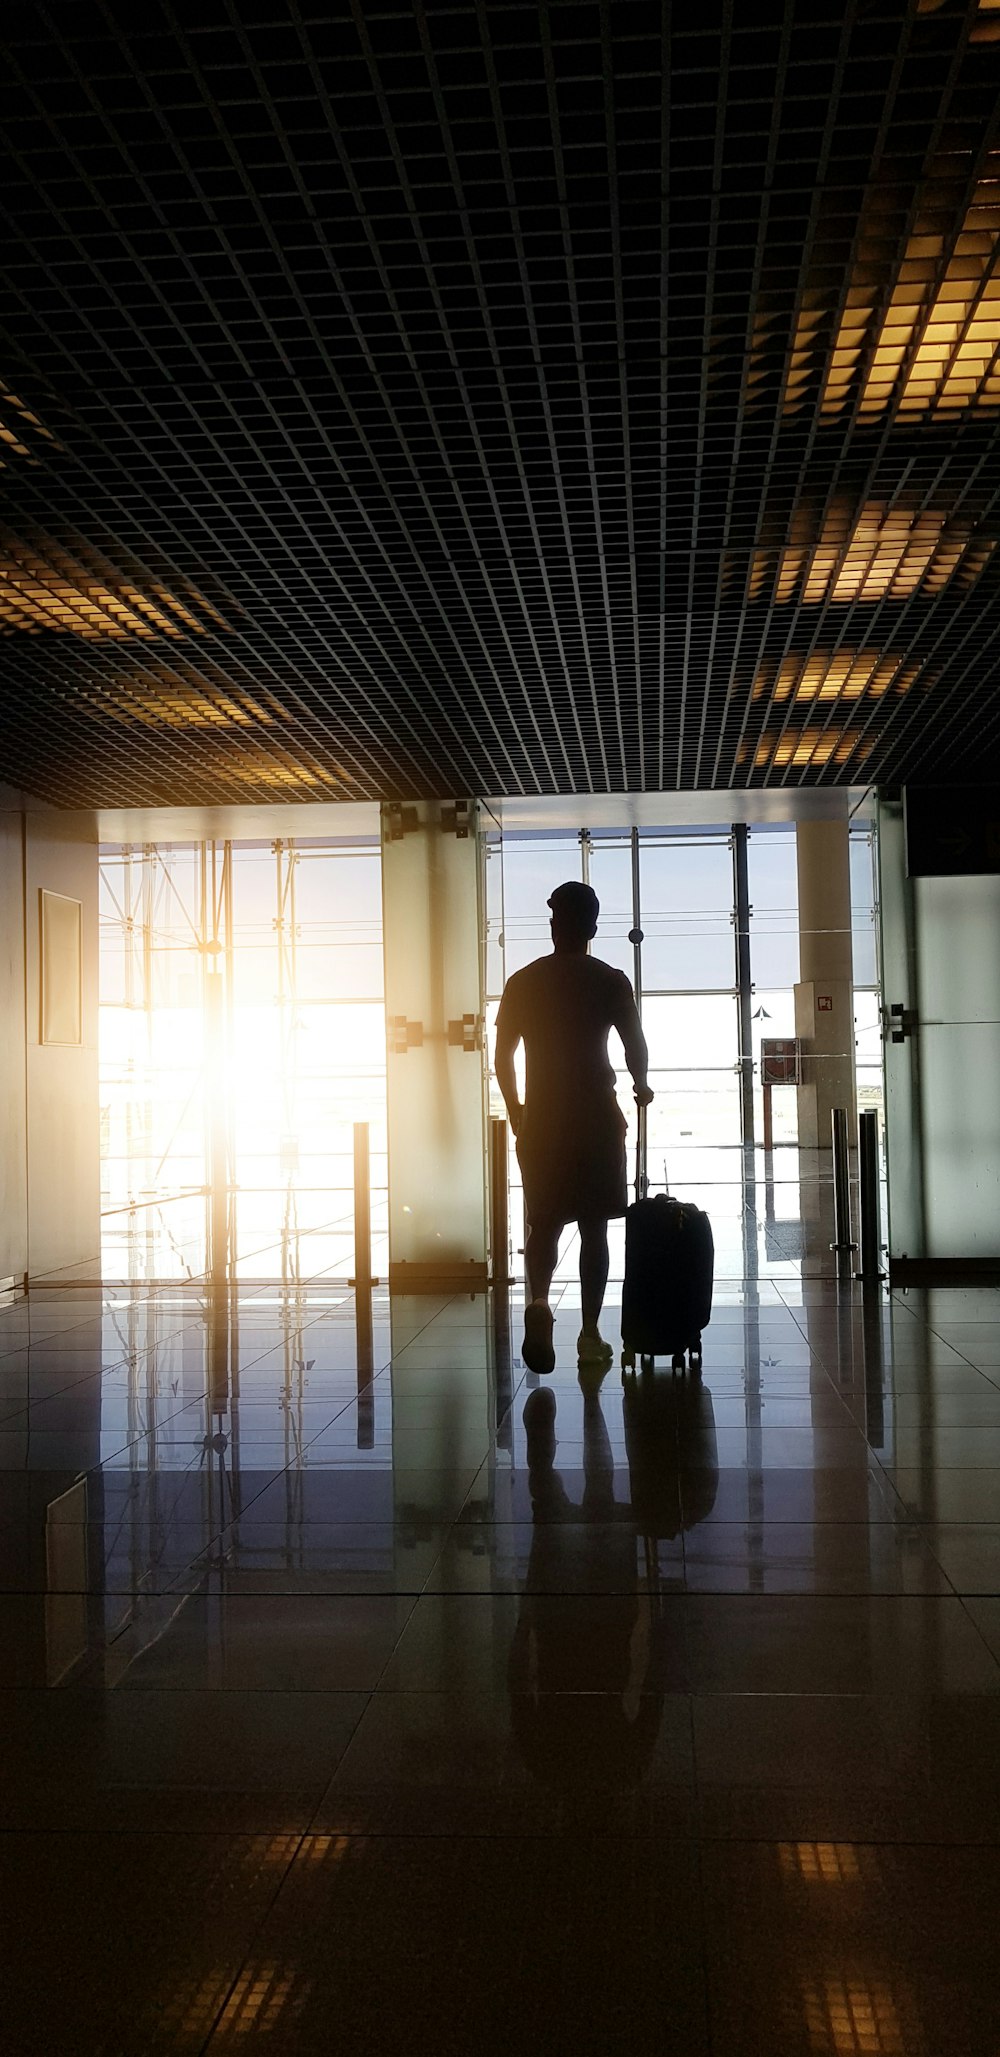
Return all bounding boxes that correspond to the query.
[761,1037,800,1085]
[905,786,1000,877]
[817,994,833,1012]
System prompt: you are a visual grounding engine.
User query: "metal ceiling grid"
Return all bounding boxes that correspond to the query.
[1,0,999,808]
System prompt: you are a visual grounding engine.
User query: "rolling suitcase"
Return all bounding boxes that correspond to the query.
[621,1104,714,1374]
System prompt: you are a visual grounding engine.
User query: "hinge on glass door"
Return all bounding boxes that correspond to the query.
[388,1015,424,1053]
[885,1003,918,1044]
[384,804,419,842]
[440,801,471,839]
[448,1013,483,1052]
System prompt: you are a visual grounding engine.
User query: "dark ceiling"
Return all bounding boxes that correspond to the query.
[2,0,1000,807]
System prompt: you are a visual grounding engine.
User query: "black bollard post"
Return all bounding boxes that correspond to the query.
[856,1109,885,1283]
[830,1106,857,1278]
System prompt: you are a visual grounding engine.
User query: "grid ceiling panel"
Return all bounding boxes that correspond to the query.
[1,0,999,807]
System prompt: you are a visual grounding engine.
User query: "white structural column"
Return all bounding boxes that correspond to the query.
[794,819,856,1149]
[380,799,489,1291]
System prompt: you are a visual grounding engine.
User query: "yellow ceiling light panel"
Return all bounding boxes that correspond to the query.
[762,503,994,604]
[0,567,183,638]
[0,537,225,641]
[858,155,1000,419]
[790,146,1000,419]
[0,385,59,466]
[972,0,1000,41]
[747,727,871,772]
[770,649,912,706]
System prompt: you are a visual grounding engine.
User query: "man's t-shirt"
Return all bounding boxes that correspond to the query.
[496,952,635,1113]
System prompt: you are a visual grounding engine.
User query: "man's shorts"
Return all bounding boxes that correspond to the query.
[516,1093,628,1228]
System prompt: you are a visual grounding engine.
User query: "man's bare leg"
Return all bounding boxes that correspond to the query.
[522,1213,560,1374]
[525,1215,560,1306]
[578,1216,613,1368]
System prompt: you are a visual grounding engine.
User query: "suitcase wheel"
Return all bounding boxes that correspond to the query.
[688,1337,703,1375]
[621,1348,635,1376]
[640,1353,655,1375]
[671,1352,686,1373]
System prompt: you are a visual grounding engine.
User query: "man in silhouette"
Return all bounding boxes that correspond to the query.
[494,880,653,1373]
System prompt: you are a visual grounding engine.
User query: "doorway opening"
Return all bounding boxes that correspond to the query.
[486,820,881,1281]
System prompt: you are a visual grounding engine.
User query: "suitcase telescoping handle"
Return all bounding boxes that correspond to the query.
[635,1100,648,1202]
[635,1099,669,1203]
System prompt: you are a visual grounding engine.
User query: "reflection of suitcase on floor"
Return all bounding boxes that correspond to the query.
[623,1377,718,1538]
[621,1108,714,1373]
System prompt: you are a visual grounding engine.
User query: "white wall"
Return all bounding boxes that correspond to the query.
[0,811,28,1287]
[23,816,101,1280]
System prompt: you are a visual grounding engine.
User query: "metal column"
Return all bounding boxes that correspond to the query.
[629,827,643,1013]
[733,824,756,1153]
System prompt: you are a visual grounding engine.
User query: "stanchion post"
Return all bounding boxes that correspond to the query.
[830,1105,856,1276]
[490,1117,511,1285]
[352,1120,373,1291]
[856,1108,885,1283]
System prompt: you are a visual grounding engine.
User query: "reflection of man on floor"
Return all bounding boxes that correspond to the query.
[494,881,653,1374]
[507,1386,672,1790]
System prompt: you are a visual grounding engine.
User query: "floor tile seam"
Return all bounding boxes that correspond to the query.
[301,1688,375,1853]
[953,1592,1000,1675]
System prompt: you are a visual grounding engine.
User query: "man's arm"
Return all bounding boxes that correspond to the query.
[613,977,654,1106]
[494,992,524,1134]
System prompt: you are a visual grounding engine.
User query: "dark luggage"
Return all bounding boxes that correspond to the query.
[621,1106,714,1372]
[623,1375,719,1537]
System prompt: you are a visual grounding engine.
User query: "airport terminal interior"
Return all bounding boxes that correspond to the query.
[2,4,1000,2052]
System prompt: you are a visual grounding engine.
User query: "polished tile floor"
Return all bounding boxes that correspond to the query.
[3,1258,1000,2053]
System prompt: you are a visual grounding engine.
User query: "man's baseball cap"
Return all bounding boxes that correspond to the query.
[547,880,600,933]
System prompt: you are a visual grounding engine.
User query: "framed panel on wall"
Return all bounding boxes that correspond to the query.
[40,890,82,1046]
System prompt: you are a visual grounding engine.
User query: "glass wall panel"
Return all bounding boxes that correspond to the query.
[499,835,581,976]
[99,843,206,1222]
[638,840,735,988]
[854,989,883,1116]
[746,828,799,988]
[293,848,384,1001]
[99,838,386,1281]
[586,838,634,978]
[484,825,504,999]
[641,994,742,1157]
[850,828,879,991]
[749,986,799,1144]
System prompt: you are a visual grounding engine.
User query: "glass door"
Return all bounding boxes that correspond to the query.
[877,794,1000,1265]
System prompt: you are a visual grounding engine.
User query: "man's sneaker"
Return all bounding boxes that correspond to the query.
[577,1327,614,1368]
[522,1299,555,1375]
